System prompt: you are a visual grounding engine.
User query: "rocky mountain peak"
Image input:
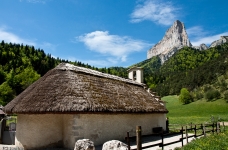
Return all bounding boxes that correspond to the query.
[193,44,208,51]
[193,36,228,51]
[210,36,228,48]
[147,20,192,60]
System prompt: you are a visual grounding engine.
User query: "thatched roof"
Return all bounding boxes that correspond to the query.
[0,110,5,115]
[4,63,168,114]
[0,105,5,115]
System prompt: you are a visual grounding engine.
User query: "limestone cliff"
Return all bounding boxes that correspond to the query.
[210,36,228,48]
[193,36,228,50]
[147,20,192,60]
[193,44,208,51]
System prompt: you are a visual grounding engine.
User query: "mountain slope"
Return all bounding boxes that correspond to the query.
[137,43,228,96]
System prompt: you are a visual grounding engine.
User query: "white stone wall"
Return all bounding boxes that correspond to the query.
[62,114,83,149]
[128,71,133,81]
[71,113,166,146]
[15,114,63,149]
[15,113,166,149]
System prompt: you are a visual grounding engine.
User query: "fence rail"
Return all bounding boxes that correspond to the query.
[126,122,226,150]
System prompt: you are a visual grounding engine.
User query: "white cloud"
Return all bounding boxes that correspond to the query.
[0,27,36,46]
[186,26,228,46]
[130,0,179,25]
[191,32,228,46]
[187,26,208,38]
[77,31,150,62]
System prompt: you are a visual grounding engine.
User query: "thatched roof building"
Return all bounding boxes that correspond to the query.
[5,63,167,114]
[4,63,168,149]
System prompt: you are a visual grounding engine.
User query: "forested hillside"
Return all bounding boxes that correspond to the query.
[0,41,127,105]
[156,45,228,96]
[134,43,228,98]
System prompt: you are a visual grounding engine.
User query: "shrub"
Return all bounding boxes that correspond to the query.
[179,88,192,104]
[205,89,221,101]
[210,115,221,123]
[217,75,227,92]
[224,90,228,102]
[203,84,213,92]
[190,88,204,101]
[196,91,204,100]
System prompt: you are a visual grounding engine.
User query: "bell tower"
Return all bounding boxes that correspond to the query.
[127,67,143,83]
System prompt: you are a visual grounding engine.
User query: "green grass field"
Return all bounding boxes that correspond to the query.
[162,95,228,125]
[175,130,228,150]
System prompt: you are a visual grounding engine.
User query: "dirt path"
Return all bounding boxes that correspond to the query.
[95,133,197,150]
[220,122,228,126]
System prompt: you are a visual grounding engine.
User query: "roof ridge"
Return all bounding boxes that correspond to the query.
[56,63,146,87]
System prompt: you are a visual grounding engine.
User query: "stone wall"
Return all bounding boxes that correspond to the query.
[15,114,63,149]
[15,113,166,149]
[71,113,166,146]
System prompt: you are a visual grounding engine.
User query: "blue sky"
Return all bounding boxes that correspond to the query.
[0,0,228,68]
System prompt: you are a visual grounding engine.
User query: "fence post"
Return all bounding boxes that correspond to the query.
[161,132,164,150]
[194,124,196,138]
[212,123,214,135]
[223,122,225,132]
[218,122,221,133]
[201,124,204,136]
[217,122,219,134]
[136,126,142,150]
[166,117,169,133]
[186,126,188,143]
[181,126,183,147]
[216,122,218,134]
[203,124,206,137]
[127,132,130,150]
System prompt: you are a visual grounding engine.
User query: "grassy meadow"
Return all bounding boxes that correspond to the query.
[162,95,228,125]
[175,130,228,150]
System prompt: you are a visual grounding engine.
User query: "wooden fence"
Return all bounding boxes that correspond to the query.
[125,122,226,150]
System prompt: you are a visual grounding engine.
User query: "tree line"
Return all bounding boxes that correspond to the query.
[0,41,127,105]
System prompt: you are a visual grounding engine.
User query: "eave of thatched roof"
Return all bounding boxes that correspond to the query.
[0,109,5,115]
[4,63,168,114]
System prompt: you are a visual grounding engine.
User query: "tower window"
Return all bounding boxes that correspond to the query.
[133,71,136,81]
